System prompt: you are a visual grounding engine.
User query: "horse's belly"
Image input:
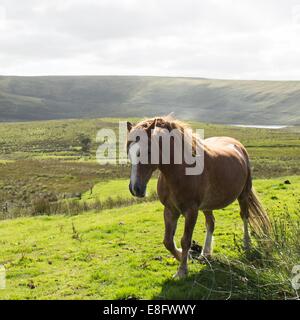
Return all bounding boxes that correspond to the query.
[199,192,239,211]
[198,173,247,211]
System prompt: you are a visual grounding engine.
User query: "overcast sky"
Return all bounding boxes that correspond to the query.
[0,0,300,80]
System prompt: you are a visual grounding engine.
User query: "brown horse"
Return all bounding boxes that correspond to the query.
[126,116,270,278]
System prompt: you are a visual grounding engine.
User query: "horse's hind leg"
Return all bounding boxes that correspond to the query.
[238,195,251,250]
[163,207,182,261]
[201,211,215,257]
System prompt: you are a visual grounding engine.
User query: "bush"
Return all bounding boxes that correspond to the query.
[77,133,92,154]
[31,197,51,215]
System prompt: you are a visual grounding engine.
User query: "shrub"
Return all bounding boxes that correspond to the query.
[31,197,51,215]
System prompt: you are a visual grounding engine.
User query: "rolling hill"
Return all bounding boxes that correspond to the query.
[0,75,299,124]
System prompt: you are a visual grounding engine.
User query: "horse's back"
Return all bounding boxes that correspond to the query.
[199,136,250,210]
[157,136,251,212]
[205,136,245,152]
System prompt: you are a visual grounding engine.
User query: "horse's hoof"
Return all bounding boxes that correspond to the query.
[243,238,251,251]
[243,243,251,251]
[173,268,188,279]
[198,253,212,263]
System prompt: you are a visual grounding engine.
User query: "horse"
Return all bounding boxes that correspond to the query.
[126,116,270,278]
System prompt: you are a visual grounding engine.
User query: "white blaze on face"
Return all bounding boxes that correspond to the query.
[128,142,140,188]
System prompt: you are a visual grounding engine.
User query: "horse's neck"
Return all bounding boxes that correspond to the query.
[158,141,207,184]
[159,163,193,187]
[156,128,206,182]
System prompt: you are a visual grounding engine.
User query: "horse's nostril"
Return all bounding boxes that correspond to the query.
[133,183,145,197]
[135,184,141,194]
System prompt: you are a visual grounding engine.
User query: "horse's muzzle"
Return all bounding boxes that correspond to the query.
[129,182,146,198]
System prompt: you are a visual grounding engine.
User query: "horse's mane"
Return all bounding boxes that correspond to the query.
[135,115,188,132]
[134,115,203,152]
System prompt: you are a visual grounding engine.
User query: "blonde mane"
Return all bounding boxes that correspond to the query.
[133,115,203,152]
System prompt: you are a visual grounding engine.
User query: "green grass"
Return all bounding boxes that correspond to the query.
[0,118,299,164]
[0,117,299,218]
[0,176,299,300]
[0,116,299,299]
[0,160,15,164]
[81,178,158,202]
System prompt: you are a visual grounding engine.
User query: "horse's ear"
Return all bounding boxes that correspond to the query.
[127,121,133,132]
[166,112,175,120]
[147,119,157,133]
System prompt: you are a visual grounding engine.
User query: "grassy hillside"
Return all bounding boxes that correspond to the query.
[0,117,299,300]
[0,76,300,125]
[0,118,299,219]
[0,176,299,300]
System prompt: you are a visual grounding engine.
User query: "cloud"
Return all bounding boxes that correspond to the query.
[0,0,299,79]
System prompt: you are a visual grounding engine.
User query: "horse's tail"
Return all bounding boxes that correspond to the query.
[245,166,271,236]
[248,188,271,235]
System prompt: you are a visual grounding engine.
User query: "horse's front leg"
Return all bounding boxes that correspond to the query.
[163,207,181,261]
[174,206,198,278]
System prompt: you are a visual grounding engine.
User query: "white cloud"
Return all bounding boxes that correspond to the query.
[0,0,299,79]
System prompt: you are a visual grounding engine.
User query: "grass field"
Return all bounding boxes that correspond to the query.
[0,176,299,300]
[0,117,299,219]
[0,117,299,300]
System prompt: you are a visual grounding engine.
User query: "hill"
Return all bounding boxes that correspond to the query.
[0,76,299,124]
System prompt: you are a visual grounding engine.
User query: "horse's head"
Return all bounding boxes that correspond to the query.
[126,119,158,198]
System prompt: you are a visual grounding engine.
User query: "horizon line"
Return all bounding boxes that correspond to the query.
[0,74,299,82]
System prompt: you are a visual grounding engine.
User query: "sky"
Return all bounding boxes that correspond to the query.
[0,0,300,80]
